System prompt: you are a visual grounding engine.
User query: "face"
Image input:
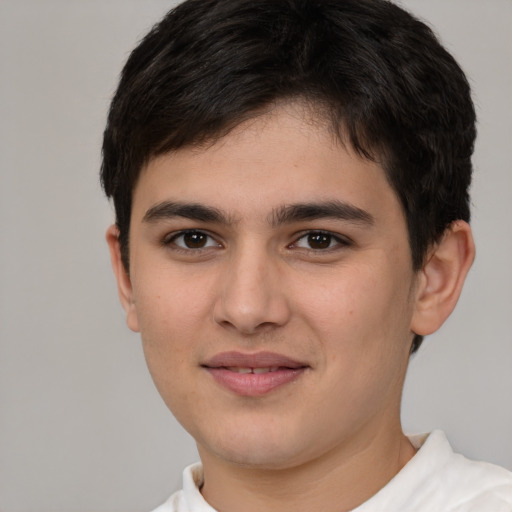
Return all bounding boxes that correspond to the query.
[116,105,420,470]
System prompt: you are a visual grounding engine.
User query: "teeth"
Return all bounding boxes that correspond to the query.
[227,367,252,374]
[253,367,279,374]
[226,367,280,374]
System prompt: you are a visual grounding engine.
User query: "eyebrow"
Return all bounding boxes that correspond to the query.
[142,201,233,224]
[270,201,374,227]
[142,200,374,227]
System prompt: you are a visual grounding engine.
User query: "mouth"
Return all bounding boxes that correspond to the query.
[224,366,281,374]
[202,351,309,397]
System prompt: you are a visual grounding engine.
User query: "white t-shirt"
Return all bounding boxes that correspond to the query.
[152,431,512,511]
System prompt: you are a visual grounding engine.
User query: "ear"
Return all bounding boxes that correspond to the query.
[411,220,475,336]
[106,225,140,332]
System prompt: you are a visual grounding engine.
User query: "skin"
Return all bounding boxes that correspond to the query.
[108,104,475,512]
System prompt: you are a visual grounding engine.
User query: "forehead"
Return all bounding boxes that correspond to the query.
[132,104,401,225]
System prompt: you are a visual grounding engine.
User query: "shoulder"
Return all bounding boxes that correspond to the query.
[355,430,512,512]
[410,431,512,511]
[439,451,512,511]
[449,486,512,512]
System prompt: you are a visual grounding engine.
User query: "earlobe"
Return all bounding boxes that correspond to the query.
[411,220,475,336]
[106,225,140,332]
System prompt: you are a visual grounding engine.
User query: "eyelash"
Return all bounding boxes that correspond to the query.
[291,231,352,252]
[162,229,351,254]
[163,230,222,252]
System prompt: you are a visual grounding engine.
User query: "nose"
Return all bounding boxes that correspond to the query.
[213,244,291,335]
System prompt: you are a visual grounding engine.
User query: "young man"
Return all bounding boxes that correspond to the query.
[102,0,512,510]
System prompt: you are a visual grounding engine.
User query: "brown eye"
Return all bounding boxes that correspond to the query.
[293,231,349,251]
[307,233,332,249]
[169,231,220,250]
[182,232,208,248]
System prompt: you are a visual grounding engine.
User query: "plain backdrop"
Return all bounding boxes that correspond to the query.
[0,1,510,511]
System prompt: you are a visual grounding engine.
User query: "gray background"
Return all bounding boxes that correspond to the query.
[0,1,510,511]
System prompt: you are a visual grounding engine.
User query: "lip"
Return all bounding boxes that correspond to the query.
[202,351,308,397]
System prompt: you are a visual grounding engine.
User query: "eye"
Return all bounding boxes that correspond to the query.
[167,230,221,250]
[293,231,349,250]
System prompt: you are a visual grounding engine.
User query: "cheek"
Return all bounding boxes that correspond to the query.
[129,269,214,391]
[297,262,414,421]
[133,265,214,337]
[296,258,414,353]
[133,283,203,419]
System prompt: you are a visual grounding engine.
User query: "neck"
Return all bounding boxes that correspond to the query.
[199,424,416,512]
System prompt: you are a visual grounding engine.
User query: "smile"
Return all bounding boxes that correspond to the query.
[226,366,280,374]
[203,351,308,396]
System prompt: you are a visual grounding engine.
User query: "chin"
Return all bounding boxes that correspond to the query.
[215,445,303,470]
[197,425,309,470]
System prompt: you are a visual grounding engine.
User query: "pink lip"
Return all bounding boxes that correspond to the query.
[203,351,308,397]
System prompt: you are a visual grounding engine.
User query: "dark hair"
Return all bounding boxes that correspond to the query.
[101,0,476,353]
